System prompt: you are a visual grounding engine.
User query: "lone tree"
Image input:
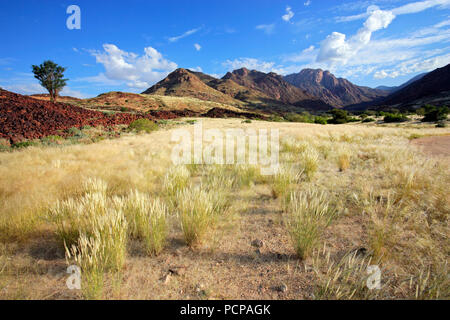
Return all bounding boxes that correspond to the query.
[32,60,67,102]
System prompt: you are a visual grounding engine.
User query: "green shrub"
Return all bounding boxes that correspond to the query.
[268,115,285,122]
[128,119,158,133]
[12,140,40,149]
[157,119,170,125]
[422,105,449,122]
[314,116,328,125]
[383,113,409,123]
[242,119,252,124]
[363,117,375,123]
[329,109,349,124]
[415,108,425,116]
[284,112,313,123]
[41,135,64,145]
[0,139,11,152]
[436,120,447,128]
[120,107,130,112]
[68,127,85,138]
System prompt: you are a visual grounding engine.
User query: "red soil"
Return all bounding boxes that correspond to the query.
[0,89,184,143]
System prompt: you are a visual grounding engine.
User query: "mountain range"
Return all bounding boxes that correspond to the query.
[375,73,427,93]
[141,64,450,113]
[284,69,388,107]
[379,64,450,107]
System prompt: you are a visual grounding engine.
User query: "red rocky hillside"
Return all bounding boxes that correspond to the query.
[0,89,181,143]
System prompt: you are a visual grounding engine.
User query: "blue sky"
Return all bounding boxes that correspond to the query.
[0,0,449,98]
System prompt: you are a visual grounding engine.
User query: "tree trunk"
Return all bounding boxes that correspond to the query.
[49,89,55,103]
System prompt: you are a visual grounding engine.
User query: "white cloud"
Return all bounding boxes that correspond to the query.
[0,82,88,99]
[374,53,450,78]
[281,3,450,81]
[222,57,302,75]
[391,0,450,15]
[434,18,450,28]
[189,66,203,72]
[86,44,177,89]
[337,0,450,22]
[209,73,223,79]
[223,58,276,73]
[168,27,201,42]
[374,70,390,79]
[283,45,318,63]
[256,24,275,34]
[60,87,89,99]
[75,73,123,86]
[304,1,312,6]
[194,43,202,51]
[0,58,15,66]
[317,8,395,65]
[282,6,295,22]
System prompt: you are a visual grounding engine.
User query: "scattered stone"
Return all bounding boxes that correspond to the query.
[278,283,288,293]
[169,266,187,276]
[195,283,204,292]
[161,272,171,285]
[258,284,265,293]
[350,247,368,258]
[251,239,264,248]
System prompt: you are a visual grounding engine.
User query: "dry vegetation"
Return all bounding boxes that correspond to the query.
[0,118,448,300]
[33,92,244,114]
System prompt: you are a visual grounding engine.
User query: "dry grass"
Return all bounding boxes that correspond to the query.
[177,187,218,247]
[117,191,167,256]
[286,190,338,260]
[60,92,244,114]
[0,118,448,300]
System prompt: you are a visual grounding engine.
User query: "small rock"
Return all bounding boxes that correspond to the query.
[161,273,171,285]
[350,247,368,258]
[251,239,264,248]
[195,283,205,293]
[278,283,288,293]
[169,266,187,276]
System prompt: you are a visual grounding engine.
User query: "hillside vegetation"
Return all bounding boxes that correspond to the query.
[0,119,448,299]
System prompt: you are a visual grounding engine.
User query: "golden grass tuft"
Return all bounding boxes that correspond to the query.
[176,187,218,247]
[285,189,337,259]
[116,190,167,256]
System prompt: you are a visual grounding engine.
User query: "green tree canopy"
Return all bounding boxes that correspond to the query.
[329,109,349,124]
[32,60,67,102]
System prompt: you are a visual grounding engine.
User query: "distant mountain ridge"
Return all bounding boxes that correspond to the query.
[141,68,240,105]
[284,69,388,107]
[375,73,428,93]
[143,68,333,112]
[142,65,450,113]
[380,64,450,107]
